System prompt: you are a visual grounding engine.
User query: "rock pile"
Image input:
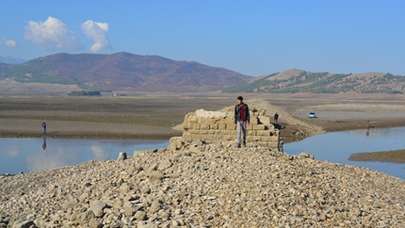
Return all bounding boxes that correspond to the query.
[0,141,404,227]
[182,107,280,148]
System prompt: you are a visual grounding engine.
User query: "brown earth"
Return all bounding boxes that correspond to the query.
[2,93,405,142]
[0,95,234,139]
[258,93,405,140]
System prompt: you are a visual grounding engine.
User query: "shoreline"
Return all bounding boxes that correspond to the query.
[0,131,179,140]
[349,149,405,164]
[293,119,405,142]
[1,118,405,141]
[318,118,405,133]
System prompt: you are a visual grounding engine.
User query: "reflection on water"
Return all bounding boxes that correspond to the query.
[2,127,405,179]
[285,127,405,179]
[0,137,167,174]
[42,136,47,151]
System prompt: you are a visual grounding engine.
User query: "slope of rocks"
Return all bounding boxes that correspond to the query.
[0,142,404,227]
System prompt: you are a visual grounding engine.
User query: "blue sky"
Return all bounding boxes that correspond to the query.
[0,0,404,75]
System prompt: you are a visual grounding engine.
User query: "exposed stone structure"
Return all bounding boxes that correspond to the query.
[179,107,280,148]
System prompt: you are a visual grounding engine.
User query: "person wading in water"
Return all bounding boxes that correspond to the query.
[234,96,250,148]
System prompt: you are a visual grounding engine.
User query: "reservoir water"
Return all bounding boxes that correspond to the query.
[1,127,404,179]
[0,137,167,174]
[285,126,405,179]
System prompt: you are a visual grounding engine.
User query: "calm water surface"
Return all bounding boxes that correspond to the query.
[0,137,167,174]
[285,127,405,179]
[1,127,405,179]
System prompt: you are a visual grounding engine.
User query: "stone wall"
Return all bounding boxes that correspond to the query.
[180,107,280,148]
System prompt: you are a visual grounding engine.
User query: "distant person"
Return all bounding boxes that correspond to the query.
[366,120,370,136]
[234,96,250,148]
[41,121,47,135]
[274,112,279,124]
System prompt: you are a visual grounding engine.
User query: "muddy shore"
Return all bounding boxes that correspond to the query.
[1,94,405,141]
[349,149,405,164]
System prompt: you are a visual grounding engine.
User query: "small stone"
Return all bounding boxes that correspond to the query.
[123,201,139,217]
[297,152,314,159]
[119,182,130,193]
[88,218,103,228]
[89,200,107,217]
[134,211,147,221]
[147,171,164,183]
[149,200,162,214]
[12,220,37,228]
[174,209,183,215]
[157,160,172,171]
[158,210,170,221]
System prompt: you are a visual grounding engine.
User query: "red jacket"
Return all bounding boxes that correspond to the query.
[234,103,250,123]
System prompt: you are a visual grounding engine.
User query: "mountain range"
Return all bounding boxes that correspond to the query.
[1,53,405,94]
[0,52,249,92]
[223,69,405,94]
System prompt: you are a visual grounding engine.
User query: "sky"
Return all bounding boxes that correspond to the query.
[0,0,404,75]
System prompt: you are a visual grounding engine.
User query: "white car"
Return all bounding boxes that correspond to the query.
[308,112,317,118]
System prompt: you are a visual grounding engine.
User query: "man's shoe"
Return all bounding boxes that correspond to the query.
[236,144,241,148]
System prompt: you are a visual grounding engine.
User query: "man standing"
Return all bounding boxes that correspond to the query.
[234,96,250,148]
[274,112,279,124]
[41,121,47,135]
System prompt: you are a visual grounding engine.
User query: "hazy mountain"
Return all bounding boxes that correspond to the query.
[0,52,249,92]
[0,56,25,64]
[224,69,405,94]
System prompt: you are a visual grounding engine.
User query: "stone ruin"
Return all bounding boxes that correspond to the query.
[170,106,280,150]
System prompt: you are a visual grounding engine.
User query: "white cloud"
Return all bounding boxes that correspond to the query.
[81,20,110,52]
[4,39,16,48]
[25,16,77,49]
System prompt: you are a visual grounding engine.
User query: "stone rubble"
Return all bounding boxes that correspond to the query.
[0,140,404,227]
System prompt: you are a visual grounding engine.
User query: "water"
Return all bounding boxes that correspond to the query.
[285,127,405,179]
[0,137,167,174]
[1,127,405,178]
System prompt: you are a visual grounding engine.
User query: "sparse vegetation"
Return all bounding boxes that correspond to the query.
[224,69,405,94]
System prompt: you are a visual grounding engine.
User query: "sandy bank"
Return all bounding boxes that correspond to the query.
[350,149,405,164]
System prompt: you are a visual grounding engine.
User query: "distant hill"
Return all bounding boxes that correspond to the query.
[0,52,249,92]
[224,69,405,94]
[0,56,25,64]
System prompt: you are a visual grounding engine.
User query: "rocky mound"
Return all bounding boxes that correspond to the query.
[0,142,404,227]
